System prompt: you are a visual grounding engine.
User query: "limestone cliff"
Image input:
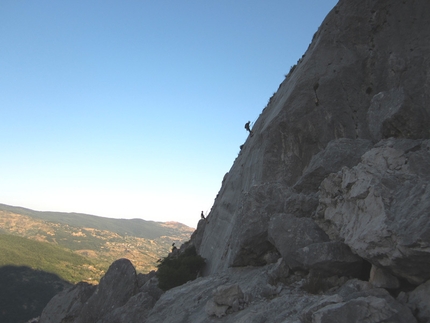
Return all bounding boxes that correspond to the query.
[197,0,430,278]
[38,0,430,322]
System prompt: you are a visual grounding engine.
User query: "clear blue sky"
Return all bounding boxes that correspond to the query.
[0,1,338,228]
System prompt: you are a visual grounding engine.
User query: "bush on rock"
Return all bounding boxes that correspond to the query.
[157,246,205,291]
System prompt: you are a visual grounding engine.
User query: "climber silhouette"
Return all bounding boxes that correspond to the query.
[201,211,205,220]
[245,121,253,136]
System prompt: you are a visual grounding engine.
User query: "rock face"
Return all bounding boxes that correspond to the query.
[39,282,96,323]
[197,0,430,276]
[39,0,430,322]
[39,259,162,323]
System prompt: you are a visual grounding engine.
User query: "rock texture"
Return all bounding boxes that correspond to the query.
[39,0,430,322]
[318,139,430,284]
[39,282,96,323]
[407,279,430,323]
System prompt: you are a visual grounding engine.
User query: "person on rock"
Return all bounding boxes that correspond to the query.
[245,121,254,136]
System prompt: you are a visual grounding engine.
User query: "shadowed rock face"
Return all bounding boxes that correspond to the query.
[74,258,138,323]
[197,0,430,278]
[39,1,430,322]
[40,259,162,323]
[39,282,96,323]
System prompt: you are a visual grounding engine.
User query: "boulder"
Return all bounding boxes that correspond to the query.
[369,265,400,289]
[303,279,417,323]
[205,299,229,318]
[307,279,417,322]
[268,213,330,260]
[213,284,244,308]
[206,283,246,317]
[268,213,363,276]
[336,279,373,298]
[75,258,138,323]
[260,283,282,299]
[318,139,430,284]
[294,138,373,193]
[290,241,363,277]
[408,279,430,323]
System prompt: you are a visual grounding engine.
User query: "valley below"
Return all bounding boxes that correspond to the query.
[0,204,194,283]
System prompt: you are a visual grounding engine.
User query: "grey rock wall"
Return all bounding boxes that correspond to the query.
[198,0,430,277]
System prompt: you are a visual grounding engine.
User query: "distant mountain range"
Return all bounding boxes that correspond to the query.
[0,203,194,282]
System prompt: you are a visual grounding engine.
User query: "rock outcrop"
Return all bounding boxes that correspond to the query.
[318,139,430,285]
[39,0,430,322]
[39,259,162,323]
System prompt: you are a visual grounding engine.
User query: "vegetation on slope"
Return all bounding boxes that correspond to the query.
[0,205,194,274]
[157,246,205,291]
[0,234,103,283]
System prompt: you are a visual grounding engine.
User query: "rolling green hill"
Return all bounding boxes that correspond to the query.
[0,234,102,283]
[0,234,98,323]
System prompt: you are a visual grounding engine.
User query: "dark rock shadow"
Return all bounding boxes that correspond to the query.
[0,265,71,323]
